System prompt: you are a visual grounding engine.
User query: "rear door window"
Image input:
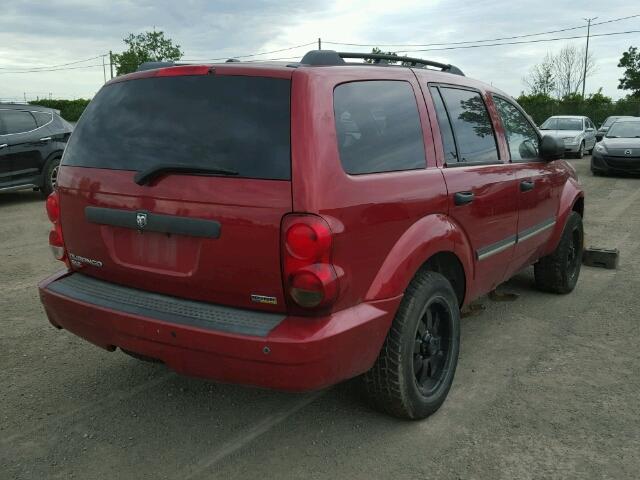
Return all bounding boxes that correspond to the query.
[333,80,426,174]
[33,111,53,127]
[0,110,38,135]
[62,75,291,180]
[439,87,499,164]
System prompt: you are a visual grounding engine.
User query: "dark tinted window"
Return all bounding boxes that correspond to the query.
[439,88,499,163]
[494,97,539,162]
[333,81,426,174]
[33,111,53,127]
[63,75,291,180]
[0,110,37,135]
[429,87,458,163]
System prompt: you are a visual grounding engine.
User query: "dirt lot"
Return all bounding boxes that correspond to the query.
[1,156,639,480]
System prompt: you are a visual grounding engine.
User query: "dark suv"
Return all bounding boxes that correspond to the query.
[38,51,584,419]
[0,103,72,196]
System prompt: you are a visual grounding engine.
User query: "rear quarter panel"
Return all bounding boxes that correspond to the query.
[291,67,473,310]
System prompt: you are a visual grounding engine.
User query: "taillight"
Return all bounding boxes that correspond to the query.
[46,191,67,263]
[45,192,60,223]
[282,214,338,312]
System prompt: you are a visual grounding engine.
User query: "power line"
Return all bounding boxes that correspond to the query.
[0,64,105,74]
[0,54,106,71]
[397,29,640,53]
[181,41,316,62]
[324,13,640,48]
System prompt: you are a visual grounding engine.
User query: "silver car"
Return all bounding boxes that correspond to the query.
[539,115,597,158]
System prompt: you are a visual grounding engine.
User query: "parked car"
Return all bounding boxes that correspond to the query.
[38,50,584,420]
[591,117,640,175]
[539,115,597,157]
[596,115,636,142]
[0,103,73,196]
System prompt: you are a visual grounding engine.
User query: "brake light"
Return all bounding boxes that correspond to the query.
[282,214,338,312]
[46,191,67,263]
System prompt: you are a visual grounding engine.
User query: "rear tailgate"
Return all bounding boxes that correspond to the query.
[57,68,292,313]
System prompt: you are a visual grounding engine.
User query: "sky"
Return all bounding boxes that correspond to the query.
[0,0,638,102]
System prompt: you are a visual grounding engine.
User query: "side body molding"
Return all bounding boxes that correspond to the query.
[365,213,475,304]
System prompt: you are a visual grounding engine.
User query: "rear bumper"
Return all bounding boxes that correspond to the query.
[38,271,401,391]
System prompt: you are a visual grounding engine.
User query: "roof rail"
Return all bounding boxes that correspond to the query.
[299,50,464,76]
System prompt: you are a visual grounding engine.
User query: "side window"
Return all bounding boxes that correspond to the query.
[429,87,458,164]
[0,110,37,135]
[33,111,53,127]
[493,97,540,162]
[439,87,499,164]
[333,80,426,174]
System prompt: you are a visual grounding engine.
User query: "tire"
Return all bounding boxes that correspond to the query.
[40,157,61,198]
[575,142,584,159]
[363,270,460,420]
[534,211,583,294]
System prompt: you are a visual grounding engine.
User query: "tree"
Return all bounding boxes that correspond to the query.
[364,47,413,66]
[522,44,595,98]
[113,30,183,75]
[617,46,640,97]
[552,44,595,98]
[523,53,555,96]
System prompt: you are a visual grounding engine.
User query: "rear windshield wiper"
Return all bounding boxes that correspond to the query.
[134,164,239,185]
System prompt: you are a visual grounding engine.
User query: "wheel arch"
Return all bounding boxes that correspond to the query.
[545,178,584,256]
[365,213,473,306]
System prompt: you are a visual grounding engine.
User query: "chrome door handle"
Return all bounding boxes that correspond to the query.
[39,137,52,142]
[0,143,8,149]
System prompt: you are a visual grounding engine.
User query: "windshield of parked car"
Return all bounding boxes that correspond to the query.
[606,122,640,138]
[540,118,583,131]
[62,74,291,180]
[602,116,622,128]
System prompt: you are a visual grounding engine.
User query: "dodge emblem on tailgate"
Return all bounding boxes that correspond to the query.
[136,212,148,230]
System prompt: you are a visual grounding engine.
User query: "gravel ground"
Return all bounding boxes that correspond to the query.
[1,156,639,480]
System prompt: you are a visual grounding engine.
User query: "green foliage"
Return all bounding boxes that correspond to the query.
[28,99,91,122]
[113,30,183,75]
[365,47,412,66]
[516,91,640,127]
[618,46,640,97]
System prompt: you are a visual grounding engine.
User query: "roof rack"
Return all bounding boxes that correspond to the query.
[299,50,464,76]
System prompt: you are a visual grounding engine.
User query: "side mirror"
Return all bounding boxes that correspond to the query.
[540,135,564,161]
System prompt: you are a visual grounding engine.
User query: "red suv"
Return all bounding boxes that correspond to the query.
[39,51,584,419]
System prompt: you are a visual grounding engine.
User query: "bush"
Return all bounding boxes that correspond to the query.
[28,98,91,122]
[517,92,640,127]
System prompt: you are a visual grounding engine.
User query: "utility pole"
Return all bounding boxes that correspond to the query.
[109,51,114,78]
[582,16,597,98]
[318,37,322,50]
[102,54,107,83]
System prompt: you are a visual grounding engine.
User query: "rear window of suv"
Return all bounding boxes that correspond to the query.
[62,75,291,180]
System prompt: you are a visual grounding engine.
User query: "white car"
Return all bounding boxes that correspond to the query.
[539,115,597,158]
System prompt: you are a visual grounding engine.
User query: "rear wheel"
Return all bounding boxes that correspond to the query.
[363,271,460,419]
[41,157,61,197]
[534,211,583,294]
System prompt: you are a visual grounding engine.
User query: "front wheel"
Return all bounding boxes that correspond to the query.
[363,271,460,419]
[534,211,583,294]
[576,142,585,158]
